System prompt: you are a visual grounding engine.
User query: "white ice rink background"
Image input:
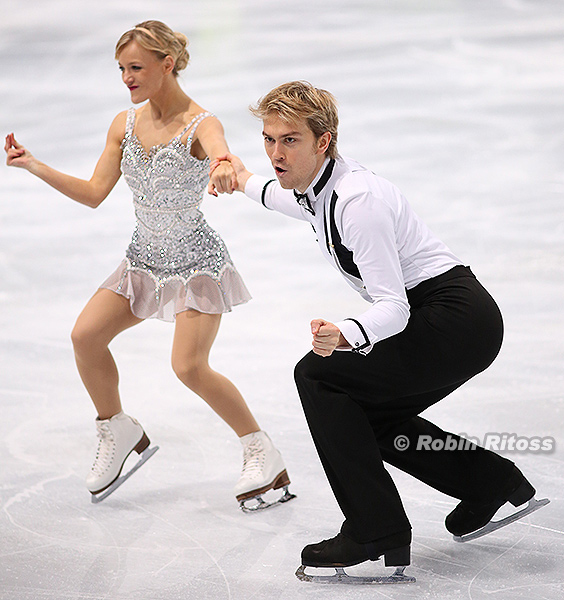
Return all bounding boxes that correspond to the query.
[1,1,563,598]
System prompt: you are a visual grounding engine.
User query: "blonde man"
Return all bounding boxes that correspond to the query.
[212,81,544,578]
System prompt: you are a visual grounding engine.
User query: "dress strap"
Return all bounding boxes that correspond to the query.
[178,112,214,146]
[125,107,136,138]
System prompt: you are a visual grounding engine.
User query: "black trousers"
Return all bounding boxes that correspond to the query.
[294,266,515,543]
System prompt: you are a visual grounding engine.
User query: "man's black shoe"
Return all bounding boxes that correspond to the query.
[301,530,411,568]
[445,466,535,537]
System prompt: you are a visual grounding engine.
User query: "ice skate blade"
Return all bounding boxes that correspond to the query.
[453,497,550,542]
[295,565,416,585]
[239,485,296,513]
[91,445,159,504]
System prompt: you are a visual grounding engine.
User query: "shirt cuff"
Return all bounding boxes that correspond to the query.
[244,174,273,205]
[335,318,376,355]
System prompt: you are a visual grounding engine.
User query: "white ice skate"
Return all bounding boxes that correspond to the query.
[234,430,295,512]
[87,411,158,503]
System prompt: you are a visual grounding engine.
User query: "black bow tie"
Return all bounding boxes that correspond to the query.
[294,190,315,215]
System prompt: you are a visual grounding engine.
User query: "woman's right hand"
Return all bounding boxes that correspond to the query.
[3,113,124,207]
[4,133,34,170]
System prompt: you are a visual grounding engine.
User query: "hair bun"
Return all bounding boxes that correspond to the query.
[173,31,190,72]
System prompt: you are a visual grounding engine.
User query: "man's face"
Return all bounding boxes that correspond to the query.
[262,114,329,192]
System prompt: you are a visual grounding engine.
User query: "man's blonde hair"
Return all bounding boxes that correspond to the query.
[250,81,339,159]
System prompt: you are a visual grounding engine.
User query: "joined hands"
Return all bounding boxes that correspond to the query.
[207,152,252,197]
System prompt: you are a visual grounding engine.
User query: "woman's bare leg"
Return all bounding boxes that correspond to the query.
[171,309,259,437]
[71,289,143,419]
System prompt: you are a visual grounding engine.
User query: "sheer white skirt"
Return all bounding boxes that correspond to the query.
[100,258,252,322]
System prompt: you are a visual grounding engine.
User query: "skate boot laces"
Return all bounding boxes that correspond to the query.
[90,422,116,477]
[241,439,266,480]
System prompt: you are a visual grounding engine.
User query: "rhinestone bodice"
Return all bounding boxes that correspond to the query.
[121,109,211,239]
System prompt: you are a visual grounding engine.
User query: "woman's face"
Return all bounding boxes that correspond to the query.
[117,41,171,104]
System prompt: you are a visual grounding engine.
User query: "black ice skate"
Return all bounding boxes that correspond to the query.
[447,467,550,542]
[295,532,415,585]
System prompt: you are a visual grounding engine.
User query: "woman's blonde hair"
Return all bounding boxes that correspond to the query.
[250,81,339,159]
[115,20,189,76]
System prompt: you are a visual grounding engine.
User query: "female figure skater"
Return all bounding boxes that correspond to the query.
[4,20,291,507]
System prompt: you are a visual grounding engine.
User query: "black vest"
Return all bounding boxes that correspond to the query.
[323,191,362,281]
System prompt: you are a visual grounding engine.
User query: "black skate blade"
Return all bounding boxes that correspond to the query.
[239,485,296,513]
[454,497,550,543]
[91,445,159,504]
[295,565,416,585]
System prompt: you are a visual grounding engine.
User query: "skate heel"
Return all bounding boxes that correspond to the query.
[272,469,291,490]
[383,545,410,567]
[134,432,150,454]
[508,479,535,507]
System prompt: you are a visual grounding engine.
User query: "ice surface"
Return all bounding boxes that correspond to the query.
[1,1,563,598]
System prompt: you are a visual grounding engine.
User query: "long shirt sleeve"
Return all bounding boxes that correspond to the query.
[243,157,461,354]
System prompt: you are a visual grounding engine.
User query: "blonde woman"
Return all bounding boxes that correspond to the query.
[4,21,292,509]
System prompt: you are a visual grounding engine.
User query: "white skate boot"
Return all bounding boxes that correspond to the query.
[234,430,296,512]
[86,411,158,503]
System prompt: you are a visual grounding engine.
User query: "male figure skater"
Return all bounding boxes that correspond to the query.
[211,81,545,579]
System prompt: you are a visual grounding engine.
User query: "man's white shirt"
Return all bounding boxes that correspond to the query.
[244,155,461,354]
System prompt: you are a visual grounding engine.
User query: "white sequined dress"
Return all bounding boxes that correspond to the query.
[100,109,251,321]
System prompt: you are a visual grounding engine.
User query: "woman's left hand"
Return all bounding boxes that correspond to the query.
[208,160,237,196]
